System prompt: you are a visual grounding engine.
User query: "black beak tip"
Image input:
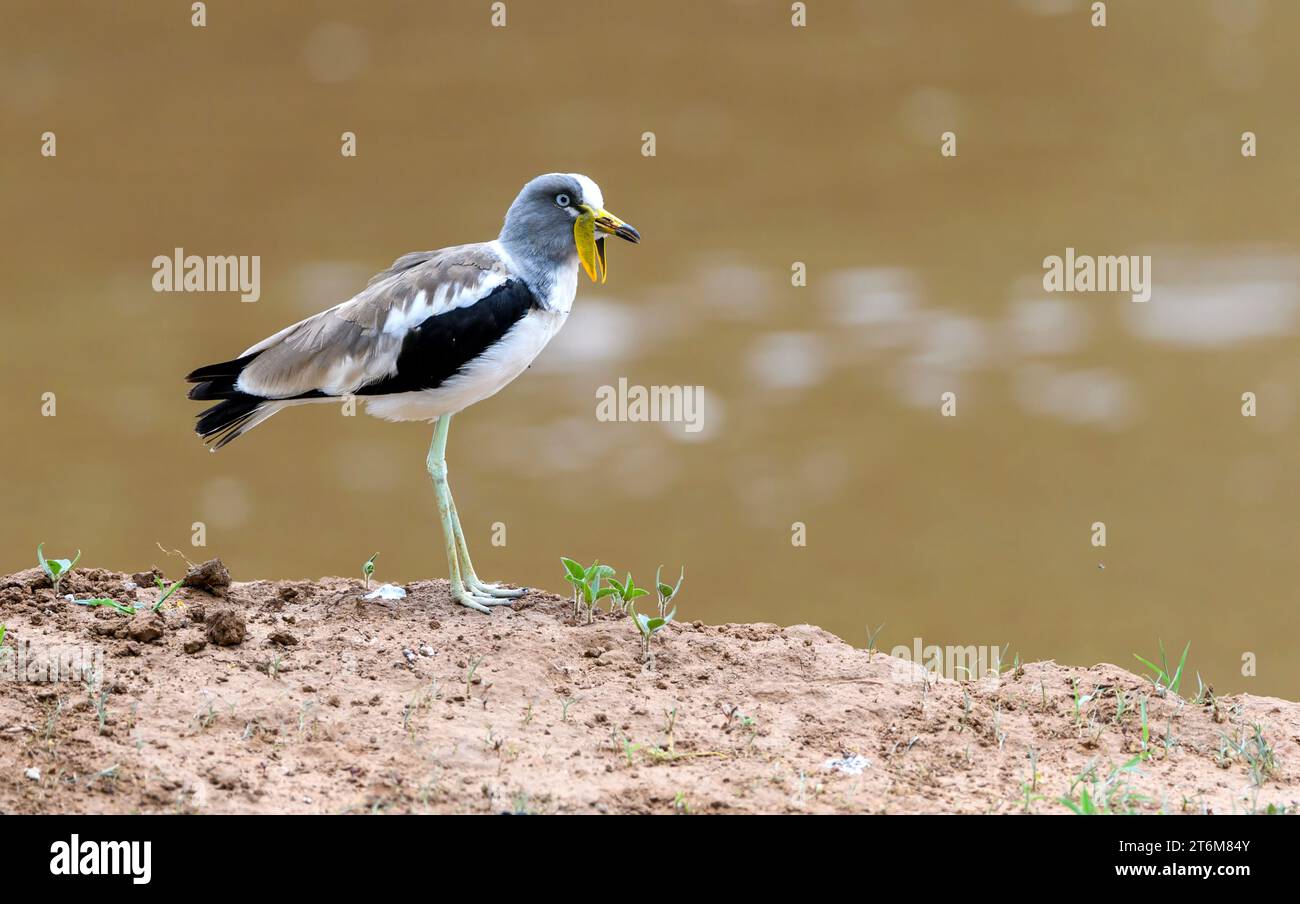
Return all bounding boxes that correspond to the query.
[617,224,641,244]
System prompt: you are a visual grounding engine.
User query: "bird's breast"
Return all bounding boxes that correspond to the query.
[543,260,580,315]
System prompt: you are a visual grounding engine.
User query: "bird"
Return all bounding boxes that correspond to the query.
[185,173,640,613]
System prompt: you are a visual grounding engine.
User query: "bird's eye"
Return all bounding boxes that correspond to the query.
[555,193,571,208]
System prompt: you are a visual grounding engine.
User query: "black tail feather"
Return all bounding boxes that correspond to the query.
[186,352,261,400]
[194,394,266,449]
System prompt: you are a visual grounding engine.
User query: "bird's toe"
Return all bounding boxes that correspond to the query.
[453,592,492,615]
[466,579,527,599]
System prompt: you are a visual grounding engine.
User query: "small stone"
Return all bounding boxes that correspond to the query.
[126,613,165,643]
[130,569,162,587]
[24,767,41,781]
[268,631,299,647]
[183,558,231,594]
[402,649,417,665]
[208,765,240,790]
[183,636,207,654]
[418,644,435,658]
[822,753,871,776]
[206,608,247,646]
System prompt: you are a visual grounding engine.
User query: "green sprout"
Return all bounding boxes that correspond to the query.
[655,565,684,619]
[93,685,110,736]
[0,625,6,646]
[1134,639,1190,697]
[74,598,136,616]
[1219,724,1277,788]
[465,656,483,702]
[1019,748,1044,812]
[561,557,584,617]
[1058,756,1149,815]
[362,552,379,590]
[629,599,675,663]
[37,543,81,596]
[560,558,616,624]
[1138,696,1150,759]
[865,622,885,662]
[152,576,182,613]
[606,573,649,613]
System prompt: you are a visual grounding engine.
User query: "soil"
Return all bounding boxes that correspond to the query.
[1,562,1296,815]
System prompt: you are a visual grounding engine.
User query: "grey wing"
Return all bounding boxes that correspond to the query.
[234,244,511,399]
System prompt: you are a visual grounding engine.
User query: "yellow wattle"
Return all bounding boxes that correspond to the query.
[574,213,603,283]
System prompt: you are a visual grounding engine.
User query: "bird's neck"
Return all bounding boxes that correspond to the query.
[496,235,579,307]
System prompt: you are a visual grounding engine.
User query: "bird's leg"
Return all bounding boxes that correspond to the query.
[426,416,498,614]
[446,492,526,599]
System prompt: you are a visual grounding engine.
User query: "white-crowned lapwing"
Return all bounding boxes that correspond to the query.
[186,173,640,612]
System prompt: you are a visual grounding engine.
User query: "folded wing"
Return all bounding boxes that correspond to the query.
[236,244,513,399]
[186,242,535,448]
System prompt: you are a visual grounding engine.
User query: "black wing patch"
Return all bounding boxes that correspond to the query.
[355,278,539,396]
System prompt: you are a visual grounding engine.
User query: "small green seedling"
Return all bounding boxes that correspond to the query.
[629,600,675,663]
[37,543,81,596]
[560,558,616,624]
[362,552,379,589]
[1134,639,1190,697]
[655,565,684,619]
[74,598,136,616]
[1019,748,1044,812]
[1058,755,1148,815]
[0,625,6,645]
[606,573,649,613]
[465,656,484,702]
[561,557,585,617]
[1138,696,1151,758]
[865,622,885,661]
[152,576,182,613]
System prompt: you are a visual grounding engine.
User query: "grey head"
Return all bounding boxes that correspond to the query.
[497,173,639,294]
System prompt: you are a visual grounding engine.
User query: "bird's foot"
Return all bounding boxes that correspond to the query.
[452,589,500,614]
[463,575,527,599]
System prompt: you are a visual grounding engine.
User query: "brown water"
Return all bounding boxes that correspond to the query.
[4,0,1298,696]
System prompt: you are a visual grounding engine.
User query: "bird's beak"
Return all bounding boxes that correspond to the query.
[575,206,640,284]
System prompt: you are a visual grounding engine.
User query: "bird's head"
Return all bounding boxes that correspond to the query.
[501,173,640,283]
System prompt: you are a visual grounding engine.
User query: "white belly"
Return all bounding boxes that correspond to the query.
[363,307,568,422]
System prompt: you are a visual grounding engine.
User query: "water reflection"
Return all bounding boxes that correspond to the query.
[1121,253,1300,347]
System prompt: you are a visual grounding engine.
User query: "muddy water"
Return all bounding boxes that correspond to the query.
[3,1,1299,696]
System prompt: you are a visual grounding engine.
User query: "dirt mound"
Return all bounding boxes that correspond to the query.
[0,566,1295,814]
